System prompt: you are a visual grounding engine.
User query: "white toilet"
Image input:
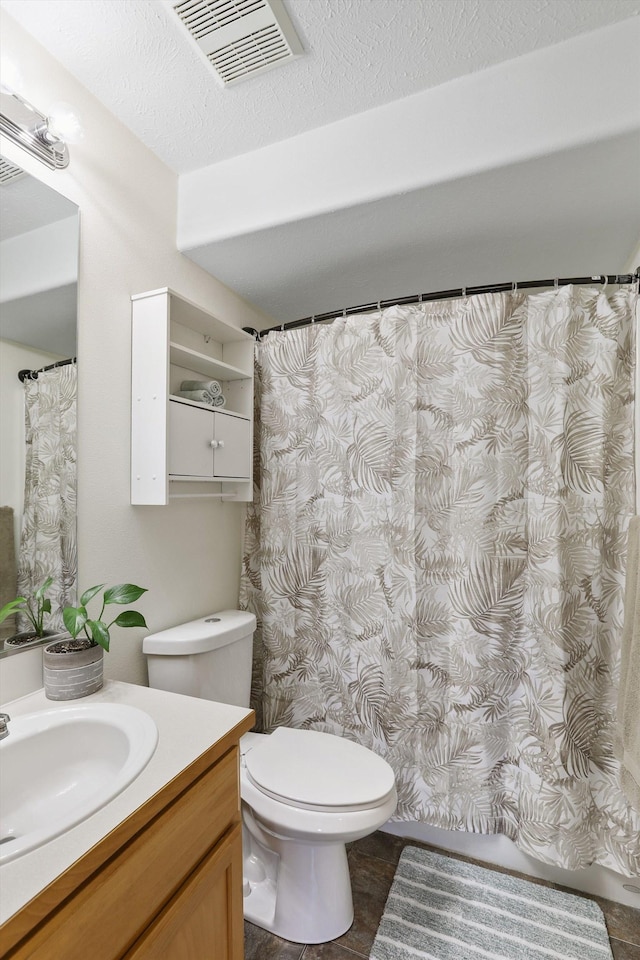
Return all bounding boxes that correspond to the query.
[143,610,397,944]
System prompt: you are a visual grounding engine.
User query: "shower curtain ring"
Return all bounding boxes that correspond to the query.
[554,278,559,291]
[512,280,518,294]
[600,274,608,295]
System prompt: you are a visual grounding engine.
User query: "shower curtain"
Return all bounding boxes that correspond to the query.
[17,364,77,631]
[240,285,639,876]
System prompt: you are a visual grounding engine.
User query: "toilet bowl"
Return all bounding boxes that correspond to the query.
[240,728,396,942]
[143,611,397,943]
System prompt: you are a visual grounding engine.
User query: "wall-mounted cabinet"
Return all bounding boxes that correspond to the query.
[131,288,254,504]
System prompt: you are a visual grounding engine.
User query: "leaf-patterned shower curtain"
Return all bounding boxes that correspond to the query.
[240,286,639,876]
[17,364,77,631]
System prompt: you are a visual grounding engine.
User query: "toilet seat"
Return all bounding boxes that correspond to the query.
[243,727,395,812]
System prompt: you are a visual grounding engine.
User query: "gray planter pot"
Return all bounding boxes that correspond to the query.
[3,629,65,650]
[43,639,104,700]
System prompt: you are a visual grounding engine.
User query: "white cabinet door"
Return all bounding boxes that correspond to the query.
[169,402,214,477]
[213,415,251,478]
[169,401,251,479]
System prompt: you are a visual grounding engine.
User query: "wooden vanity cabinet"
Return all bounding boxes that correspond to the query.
[124,823,243,960]
[0,715,254,960]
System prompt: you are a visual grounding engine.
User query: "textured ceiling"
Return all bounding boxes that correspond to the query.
[2,0,638,326]
[1,0,639,172]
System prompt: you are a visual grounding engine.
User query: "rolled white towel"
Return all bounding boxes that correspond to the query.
[175,390,226,408]
[175,390,209,403]
[180,379,222,397]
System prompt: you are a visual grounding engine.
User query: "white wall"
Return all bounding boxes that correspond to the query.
[0,11,271,691]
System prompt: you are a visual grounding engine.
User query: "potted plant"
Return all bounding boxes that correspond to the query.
[0,577,64,648]
[43,582,148,700]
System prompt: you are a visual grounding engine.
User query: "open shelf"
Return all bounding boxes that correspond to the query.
[132,287,254,505]
[169,395,248,420]
[168,475,250,483]
[169,342,249,381]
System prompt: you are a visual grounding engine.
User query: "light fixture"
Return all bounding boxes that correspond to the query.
[0,87,82,170]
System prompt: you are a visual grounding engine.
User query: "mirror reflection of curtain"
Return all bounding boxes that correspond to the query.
[241,285,638,877]
[0,506,17,639]
[17,364,77,631]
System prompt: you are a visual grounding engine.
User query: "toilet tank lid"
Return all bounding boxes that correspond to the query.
[143,609,256,655]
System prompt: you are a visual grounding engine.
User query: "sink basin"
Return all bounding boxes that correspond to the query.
[0,703,158,863]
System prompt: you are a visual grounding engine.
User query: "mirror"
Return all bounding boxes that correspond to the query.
[0,154,79,656]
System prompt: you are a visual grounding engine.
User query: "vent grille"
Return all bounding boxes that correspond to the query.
[0,156,25,184]
[171,0,302,85]
[209,24,290,83]
[175,0,267,39]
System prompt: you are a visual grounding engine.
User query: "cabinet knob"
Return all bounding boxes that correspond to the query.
[210,440,219,448]
[217,440,225,449]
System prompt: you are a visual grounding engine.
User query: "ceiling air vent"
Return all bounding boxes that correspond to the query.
[171,0,303,86]
[0,156,25,184]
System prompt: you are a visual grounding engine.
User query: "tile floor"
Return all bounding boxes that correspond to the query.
[243,831,640,960]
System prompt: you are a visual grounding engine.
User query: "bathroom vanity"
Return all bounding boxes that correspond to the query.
[0,682,254,959]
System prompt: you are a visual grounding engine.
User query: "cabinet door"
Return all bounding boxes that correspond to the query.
[213,415,251,479]
[6,750,240,960]
[124,824,244,960]
[169,402,214,477]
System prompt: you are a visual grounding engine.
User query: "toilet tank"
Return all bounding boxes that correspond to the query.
[143,609,256,708]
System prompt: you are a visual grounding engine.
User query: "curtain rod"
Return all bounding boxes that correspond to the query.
[243,271,640,339]
[18,357,77,382]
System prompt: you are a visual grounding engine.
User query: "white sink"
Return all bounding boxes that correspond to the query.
[0,703,158,863]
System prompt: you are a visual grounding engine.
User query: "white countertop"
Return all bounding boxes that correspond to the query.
[0,681,253,926]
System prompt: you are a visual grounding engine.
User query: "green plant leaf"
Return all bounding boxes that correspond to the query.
[34,577,54,600]
[0,598,26,623]
[63,606,88,639]
[87,619,110,651]
[80,584,105,606]
[42,599,52,614]
[63,581,148,651]
[113,610,148,629]
[103,584,147,605]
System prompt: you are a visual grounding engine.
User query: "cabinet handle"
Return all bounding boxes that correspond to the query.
[217,440,225,449]
[209,440,219,449]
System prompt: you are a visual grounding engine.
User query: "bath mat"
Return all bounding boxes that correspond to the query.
[370,846,613,960]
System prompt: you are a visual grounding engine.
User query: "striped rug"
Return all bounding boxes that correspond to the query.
[370,847,613,960]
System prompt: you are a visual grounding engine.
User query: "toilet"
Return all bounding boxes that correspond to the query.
[143,610,397,944]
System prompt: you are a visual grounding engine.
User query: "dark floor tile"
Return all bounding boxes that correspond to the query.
[610,938,640,960]
[368,832,640,946]
[593,898,640,945]
[245,832,640,958]
[333,850,396,957]
[349,831,406,866]
[244,920,305,960]
[301,943,366,960]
